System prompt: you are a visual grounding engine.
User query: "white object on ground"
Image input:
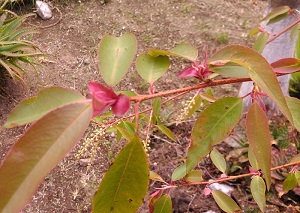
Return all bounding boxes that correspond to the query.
[36,1,53,20]
[209,182,234,196]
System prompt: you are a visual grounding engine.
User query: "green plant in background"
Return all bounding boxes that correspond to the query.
[217,32,229,44]
[2,0,35,8]
[0,1,41,82]
[289,72,300,99]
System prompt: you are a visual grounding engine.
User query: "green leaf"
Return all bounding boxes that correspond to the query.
[152,115,161,125]
[210,148,226,173]
[123,121,136,135]
[136,54,170,84]
[157,124,176,141]
[169,44,198,61]
[209,45,293,124]
[250,176,266,212]
[0,43,31,52]
[249,26,260,38]
[185,170,203,183]
[98,33,137,87]
[153,98,161,117]
[0,51,41,57]
[0,102,92,212]
[290,23,300,40]
[253,32,269,53]
[248,147,259,170]
[201,89,218,104]
[212,190,241,213]
[149,191,163,213]
[209,62,249,78]
[172,164,186,181]
[117,129,122,142]
[283,173,298,191]
[295,171,300,185]
[115,121,135,141]
[1,15,32,37]
[185,95,202,119]
[246,103,271,189]
[285,96,300,132]
[295,32,300,59]
[93,111,113,123]
[115,126,134,141]
[116,90,137,97]
[150,171,166,183]
[92,136,149,213]
[4,87,85,128]
[261,6,290,25]
[271,58,300,74]
[186,97,243,173]
[153,194,172,213]
[148,43,198,61]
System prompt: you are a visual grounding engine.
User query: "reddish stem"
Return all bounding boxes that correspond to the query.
[130,77,252,102]
[176,160,300,187]
[267,18,300,44]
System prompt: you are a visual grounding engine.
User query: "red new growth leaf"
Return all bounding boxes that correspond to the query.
[112,94,130,116]
[88,82,130,117]
[271,58,300,74]
[178,47,212,81]
[178,66,200,78]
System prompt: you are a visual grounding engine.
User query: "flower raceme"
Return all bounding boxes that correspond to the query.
[88,82,130,117]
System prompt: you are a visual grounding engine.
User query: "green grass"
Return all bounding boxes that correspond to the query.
[217,32,229,44]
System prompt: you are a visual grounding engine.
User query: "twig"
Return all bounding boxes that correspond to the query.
[134,102,140,130]
[177,160,300,187]
[130,77,251,102]
[130,73,290,103]
[187,194,197,213]
[267,18,300,44]
[151,134,178,146]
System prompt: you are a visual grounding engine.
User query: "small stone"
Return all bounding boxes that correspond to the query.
[83,58,90,65]
[79,158,91,167]
[36,1,53,20]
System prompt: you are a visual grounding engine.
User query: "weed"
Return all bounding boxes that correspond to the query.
[141,34,153,42]
[270,123,289,148]
[240,19,249,29]
[217,32,229,44]
[181,4,192,14]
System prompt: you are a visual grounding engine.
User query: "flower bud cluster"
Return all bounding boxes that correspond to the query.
[76,125,106,165]
[142,135,151,155]
[176,95,196,122]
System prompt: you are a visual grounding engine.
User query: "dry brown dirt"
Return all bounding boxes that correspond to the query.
[3,0,298,212]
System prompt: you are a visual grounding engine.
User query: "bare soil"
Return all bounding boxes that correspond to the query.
[1,0,299,212]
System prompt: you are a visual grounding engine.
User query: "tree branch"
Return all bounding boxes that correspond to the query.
[176,160,300,187]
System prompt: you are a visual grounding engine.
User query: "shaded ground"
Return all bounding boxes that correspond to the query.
[2,0,299,212]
